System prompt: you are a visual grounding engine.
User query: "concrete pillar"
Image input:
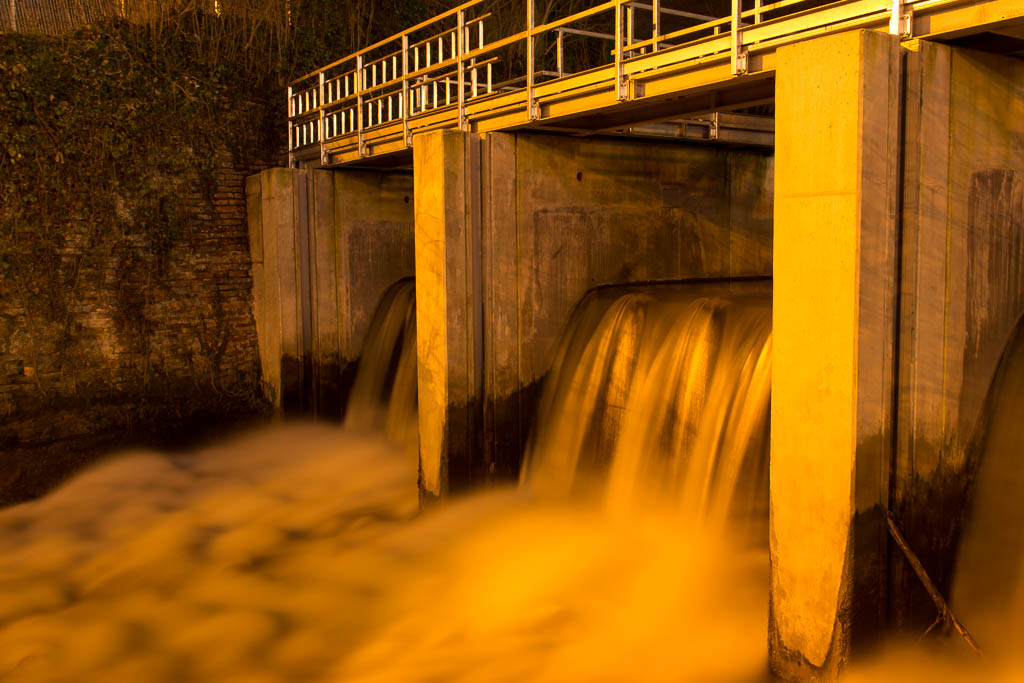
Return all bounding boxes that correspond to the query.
[246,168,414,417]
[413,130,484,499]
[770,30,902,678]
[245,168,308,414]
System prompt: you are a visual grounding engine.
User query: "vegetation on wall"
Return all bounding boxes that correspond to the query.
[0,15,288,442]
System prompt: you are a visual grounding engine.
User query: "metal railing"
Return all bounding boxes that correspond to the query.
[287,0,924,165]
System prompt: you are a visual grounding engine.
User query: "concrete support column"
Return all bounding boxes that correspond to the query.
[413,130,485,499]
[770,30,902,678]
[246,168,309,414]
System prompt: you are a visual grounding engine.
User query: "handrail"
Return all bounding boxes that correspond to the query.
[291,0,487,84]
[288,0,954,164]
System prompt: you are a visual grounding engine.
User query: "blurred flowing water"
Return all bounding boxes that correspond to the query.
[26,280,1024,681]
[344,278,418,455]
[521,285,772,537]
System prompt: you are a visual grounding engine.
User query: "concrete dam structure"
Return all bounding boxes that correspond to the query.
[245,0,1024,678]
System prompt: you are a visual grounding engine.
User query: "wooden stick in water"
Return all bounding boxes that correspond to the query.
[886,513,985,659]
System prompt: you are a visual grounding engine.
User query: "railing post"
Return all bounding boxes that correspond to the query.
[626,3,635,56]
[754,0,762,24]
[287,85,295,166]
[614,0,627,101]
[731,0,748,75]
[652,0,661,52]
[356,55,366,157]
[403,34,411,146]
[889,0,910,36]
[458,10,467,130]
[527,0,538,119]
[318,71,326,164]
[556,29,564,77]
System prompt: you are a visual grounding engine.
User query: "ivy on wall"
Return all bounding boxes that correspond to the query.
[0,16,285,445]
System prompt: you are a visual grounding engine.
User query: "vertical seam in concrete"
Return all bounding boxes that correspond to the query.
[853,35,866,495]
[941,49,954,444]
[514,133,523,471]
[887,46,908,517]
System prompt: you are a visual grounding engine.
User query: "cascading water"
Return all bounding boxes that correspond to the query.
[344,278,418,455]
[521,282,772,534]
[952,314,1024,658]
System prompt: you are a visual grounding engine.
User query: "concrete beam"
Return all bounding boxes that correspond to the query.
[770,29,902,678]
[245,168,307,414]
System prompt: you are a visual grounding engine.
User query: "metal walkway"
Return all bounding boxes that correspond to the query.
[288,0,1024,167]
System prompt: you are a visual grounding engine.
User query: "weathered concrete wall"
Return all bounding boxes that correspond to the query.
[892,41,1024,631]
[246,168,414,416]
[413,129,773,497]
[770,31,1024,678]
[770,30,902,679]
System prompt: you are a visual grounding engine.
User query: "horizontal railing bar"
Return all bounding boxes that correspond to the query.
[408,13,490,50]
[622,14,731,53]
[292,0,486,84]
[741,0,888,44]
[624,1,717,22]
[557,27,616,40]
[532,1,618,35]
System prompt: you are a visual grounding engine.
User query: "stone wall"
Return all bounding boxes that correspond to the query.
[0,147,270,504]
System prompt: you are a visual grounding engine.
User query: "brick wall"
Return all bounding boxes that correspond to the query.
[0,146,272,502]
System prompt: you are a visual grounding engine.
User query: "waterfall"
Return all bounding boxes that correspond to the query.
[521,282,772,533]
[344,278,418,454]
[952,314,1024,657]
